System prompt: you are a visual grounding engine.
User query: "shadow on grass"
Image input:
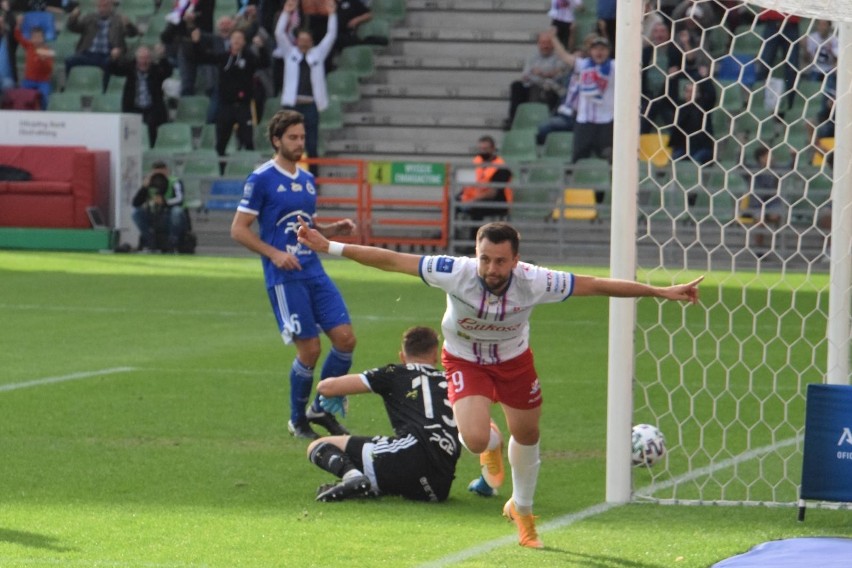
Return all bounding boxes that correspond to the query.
[0,528,73,552]
[538,547,668,568]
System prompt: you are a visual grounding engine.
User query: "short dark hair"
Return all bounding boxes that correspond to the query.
[476,222,521,255]
[402,326,439,359]
[478,135,496,147]
[151,160,168,170]
[267,109,304,148]
[148,172,169,194]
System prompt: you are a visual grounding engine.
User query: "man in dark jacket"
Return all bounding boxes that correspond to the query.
[108,43,173,147]
[190,25,269,165]
[65,0,139,89]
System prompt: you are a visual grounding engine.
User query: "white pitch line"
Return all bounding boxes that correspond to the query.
[418,435,801,567]
[0,367,136,393]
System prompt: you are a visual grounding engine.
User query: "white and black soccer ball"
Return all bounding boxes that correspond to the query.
[632,424,666,467]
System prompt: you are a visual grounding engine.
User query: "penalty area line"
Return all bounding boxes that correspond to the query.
[0,367,137,393]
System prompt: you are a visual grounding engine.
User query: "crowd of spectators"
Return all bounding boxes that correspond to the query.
[0,0,377,161]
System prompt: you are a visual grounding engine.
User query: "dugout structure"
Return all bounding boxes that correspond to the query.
[609,0,852,508]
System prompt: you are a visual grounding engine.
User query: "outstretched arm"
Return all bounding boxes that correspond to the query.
[297,217,422,276]
[572,275,703,304]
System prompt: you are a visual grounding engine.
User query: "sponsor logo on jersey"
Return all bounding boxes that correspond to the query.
[436,257,454,273]
[276,184,286,192]
[291,182,303,192]
[242,182,254,198]
[277,210,312,234]
[456,317,522,332]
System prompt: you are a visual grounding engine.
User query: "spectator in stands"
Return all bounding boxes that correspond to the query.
[534,68,578,145]
[596,0,616,50]
[13,15,54,109]
[333,0,373,57]
[190,24,269,170]
[65,0,139,91]
[803,19,837,112]
[274,0,337,176]
[235,4,274,118]
[506,31,569,129]
[160,0,216,97]
[640,19,672,134]
[548,0,583,52]
[667,25,710,80]
[131,161,188,253]
[192,15,235,124]
[754,10,801,115]
[109,43,172,148]
[550,32,615,163]
[668,78,717,164]
[456,135,513,248]
[738,145,793,256]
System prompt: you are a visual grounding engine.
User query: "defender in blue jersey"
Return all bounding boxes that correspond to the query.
[231,110,357,440]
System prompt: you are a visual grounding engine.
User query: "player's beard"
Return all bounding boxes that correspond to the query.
[482,272,509,294]
[277,145,303,164]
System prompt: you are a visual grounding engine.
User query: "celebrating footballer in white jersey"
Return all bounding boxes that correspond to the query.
[296,219,702,548]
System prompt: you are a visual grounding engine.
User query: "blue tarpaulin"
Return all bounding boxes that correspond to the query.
[712,537,852,567]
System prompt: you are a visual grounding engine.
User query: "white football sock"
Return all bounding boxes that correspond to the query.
[508,436,540,515]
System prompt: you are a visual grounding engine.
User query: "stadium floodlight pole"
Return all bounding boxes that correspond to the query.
[826,21,852,386]
[605,0,644,503]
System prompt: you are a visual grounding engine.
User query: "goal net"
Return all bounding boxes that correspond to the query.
[621,0,851,506]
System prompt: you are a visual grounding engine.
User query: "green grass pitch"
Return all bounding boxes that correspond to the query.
[1,251,849,567]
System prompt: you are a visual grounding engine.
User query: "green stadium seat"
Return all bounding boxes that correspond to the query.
[511,102,550,131]
[319,98,344,131]
[182,151,221,209]
[174,95,210,125]
[225,152,263,178]
[153,122,193,153]
[540,131,573,163]
[90,92,123,113]
[64,65,103,95]
[338,45,374,78]
[263,97,282,121]
[500,129,537,163]
[371,0,405,23]
[106,75,126,94]
[46,92,82,111]
[356,17,390,44]
[512,163,562,221]
[326,70,360,103]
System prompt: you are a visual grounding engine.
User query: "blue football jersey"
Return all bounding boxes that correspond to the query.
[237,160,326,286]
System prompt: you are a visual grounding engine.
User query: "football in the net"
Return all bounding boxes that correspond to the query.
[632,424,666,467]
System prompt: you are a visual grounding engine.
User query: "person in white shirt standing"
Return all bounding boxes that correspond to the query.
[296,220,703,549]
[274,0,337,176]
[551,32,615,163]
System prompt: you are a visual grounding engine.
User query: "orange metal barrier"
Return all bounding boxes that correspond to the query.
[305,157,450,249]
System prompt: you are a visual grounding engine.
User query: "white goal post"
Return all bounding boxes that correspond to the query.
[607,0,852,505]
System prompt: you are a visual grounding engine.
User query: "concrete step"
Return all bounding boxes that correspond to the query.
[325,137,486,158]
[391,38,534,59]
[375,68,520,87]
[359,83,509,100]
[391,28,537,44]
[329,124,503,143]
[344,112,503,129]
[405,10,546,31]
[375,54,525,72]
[407,0,547,12]
[355,97,507,115]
